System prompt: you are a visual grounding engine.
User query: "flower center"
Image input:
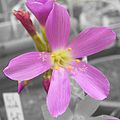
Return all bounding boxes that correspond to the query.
[51,48,73,69]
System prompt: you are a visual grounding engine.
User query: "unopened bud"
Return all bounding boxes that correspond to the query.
[18,80,30,93]
[42,79,51,93]
[13,9,36,36]
[13,9,47,51]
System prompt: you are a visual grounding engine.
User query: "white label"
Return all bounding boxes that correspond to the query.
[3,93,24,120]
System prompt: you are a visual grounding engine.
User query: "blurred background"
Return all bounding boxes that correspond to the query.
[0,0,120,120]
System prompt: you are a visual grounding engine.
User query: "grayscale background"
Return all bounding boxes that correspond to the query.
[0,0,120,120]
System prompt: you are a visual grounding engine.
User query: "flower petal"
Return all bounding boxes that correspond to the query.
[68,27,116,58]
[26,0,53,25]
[70,61,110,100]
[46,3,70,50]
[88,115,120,120]
[3,52,51,81]
[41,104,73,120]
[30,0,48,4]
[47,68,70,117]
[74,96,100,117]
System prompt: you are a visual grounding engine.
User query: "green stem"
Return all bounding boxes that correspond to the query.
[40,26,51,52]
[32,32,47,51]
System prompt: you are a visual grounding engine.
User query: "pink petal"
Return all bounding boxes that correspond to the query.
[68,27,116,58]
[47,68,70,117]
[88,115,120,120]
[41,104,73,120]
[74,96,100,117]
[26,0,53,26]
[46,3,70,50]
[70,61,110,100]
[3,52,51,81]
[27,0,48,4]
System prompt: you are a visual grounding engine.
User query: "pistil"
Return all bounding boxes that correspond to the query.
[51,49,73,68]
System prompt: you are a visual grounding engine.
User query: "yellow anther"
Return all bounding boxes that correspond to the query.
[76,59,80,63]
[68,66,73,71]
[55,66,59,70]
[51,54,54,57]
[68,48,72,51]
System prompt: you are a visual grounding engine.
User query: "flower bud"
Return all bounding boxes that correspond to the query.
[13,9,36,36]
[13,9,47,51]
[42,79,51,93]
[26,0,54,26]
[18,80,29,93]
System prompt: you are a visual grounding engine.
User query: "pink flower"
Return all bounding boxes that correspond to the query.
[3,3,116,117]
[26,0,54,26]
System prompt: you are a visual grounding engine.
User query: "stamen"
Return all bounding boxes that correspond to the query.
[68,48,72,51]
[51,54,54,57]
[51,49,73,68]
[55,66,59,70]
[68,66,73,71]
[76,59,80,63]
